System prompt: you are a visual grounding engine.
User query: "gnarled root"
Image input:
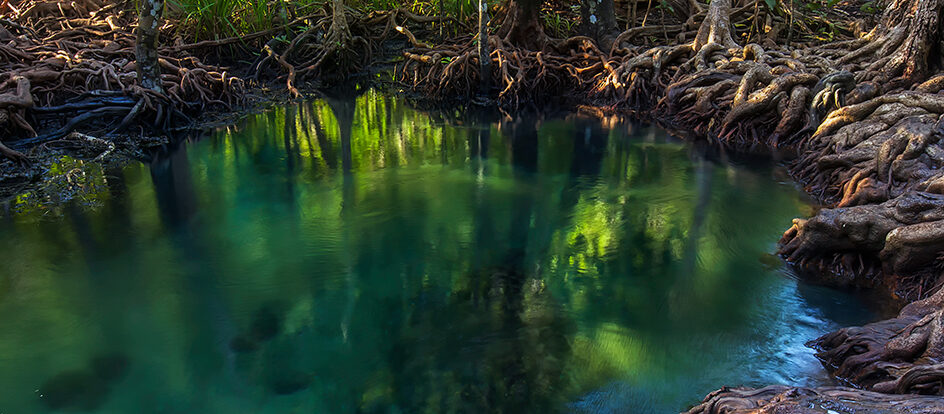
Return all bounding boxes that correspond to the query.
[795,92,944,205]
[685,384,944,413]
[781,90,944,294]
[811,286,944,394]
[779,193,944,295]
[398,35,606,108]
[0,0,249,163]
[255,1,415,90]
[837,0,944,90]
[0,75,34,163]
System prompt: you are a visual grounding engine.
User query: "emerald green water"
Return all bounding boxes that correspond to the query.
[0,90,875,413]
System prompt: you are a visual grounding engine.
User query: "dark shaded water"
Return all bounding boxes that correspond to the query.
[0,90,876,413]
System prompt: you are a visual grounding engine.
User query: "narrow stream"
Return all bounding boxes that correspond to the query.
[0,90,877,413]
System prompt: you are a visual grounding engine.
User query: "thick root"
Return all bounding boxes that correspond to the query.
[779,193,944,295]
[811,287,944,394]
[685,385,944,413]
[0,0,247,160]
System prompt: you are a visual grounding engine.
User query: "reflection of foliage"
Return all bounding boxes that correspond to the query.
[0,92,824,413]
[12,156,109,216]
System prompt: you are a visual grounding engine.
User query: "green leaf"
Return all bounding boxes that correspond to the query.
[763,0,777,11]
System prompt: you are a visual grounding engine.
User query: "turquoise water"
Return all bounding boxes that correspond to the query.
[0,90,875,413]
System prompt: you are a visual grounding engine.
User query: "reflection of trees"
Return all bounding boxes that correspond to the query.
[218,100,763,407]
[150,142,197,228]
[281,105,299,207]
[305,101,337,170]
[354,117,583,413]
[148,143,241,407]
[265,104,616,412]
[324,92,356,174]
[0,90,830,413]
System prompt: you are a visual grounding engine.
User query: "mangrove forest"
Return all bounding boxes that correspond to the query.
[1,0,944,411]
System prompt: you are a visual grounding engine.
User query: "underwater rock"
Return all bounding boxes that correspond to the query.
[229,335,260,353]
[268,371,312,395]
[90,353,130,382]
[250,304,283,342]
[38,370,109,411]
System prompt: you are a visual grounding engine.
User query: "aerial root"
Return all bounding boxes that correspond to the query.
[0,0,262,164]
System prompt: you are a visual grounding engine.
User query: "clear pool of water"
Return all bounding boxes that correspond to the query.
[0,90,877,413]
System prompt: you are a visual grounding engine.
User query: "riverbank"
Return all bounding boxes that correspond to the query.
[2,0,944,411]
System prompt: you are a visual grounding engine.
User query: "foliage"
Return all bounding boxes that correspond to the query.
[166,0,317,41]
[543,10,576,38]
[11,156,109,216]
[760,0,877,42]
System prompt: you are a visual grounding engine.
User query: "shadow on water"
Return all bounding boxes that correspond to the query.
[0,89,882,414]
[38,353,130,411]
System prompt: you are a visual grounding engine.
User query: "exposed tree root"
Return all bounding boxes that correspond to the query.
[0,0,245,164]
[0,0,434,166]
[779,193,944,295]
[684,384,944,413]
[494,0,549,51]
[810,285,944,395]
[835,0,944,90]
[397,34,606,108]
[783,92,944,297]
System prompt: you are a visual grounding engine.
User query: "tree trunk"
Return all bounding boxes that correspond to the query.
[438,0,445,40]
[835,0,944,89]
[496,0,547,50]
[478,0,490,95]
[875,0,943,86]
[580,0,619,49]
[693,0,737,51]
[330,0,351,49]
[135,0,164,93]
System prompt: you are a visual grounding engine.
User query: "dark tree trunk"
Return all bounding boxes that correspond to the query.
[478,0,490,95]
[496,0,547,50]
[877,0,944,85]
[579,0,619,49]
[840,0,944,88]
[330,0,351,48]
[135,0,164,93]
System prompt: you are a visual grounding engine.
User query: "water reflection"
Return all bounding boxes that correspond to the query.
[0,90,877,413]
